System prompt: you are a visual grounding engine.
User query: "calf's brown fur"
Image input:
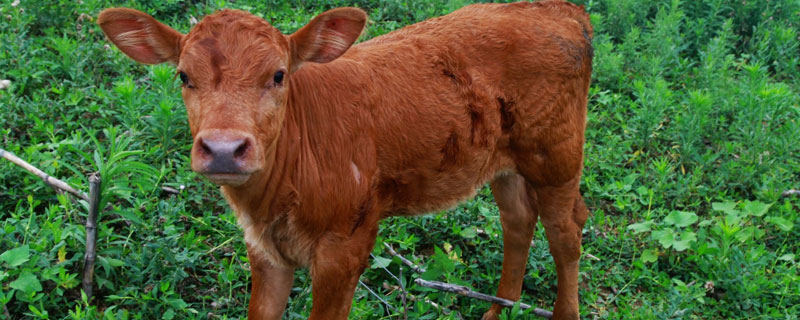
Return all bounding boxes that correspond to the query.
[98,1,592,319]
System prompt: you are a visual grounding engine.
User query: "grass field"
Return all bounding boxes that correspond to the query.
[1,0,799,319]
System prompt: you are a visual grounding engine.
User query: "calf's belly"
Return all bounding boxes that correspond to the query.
[379,150,513,217]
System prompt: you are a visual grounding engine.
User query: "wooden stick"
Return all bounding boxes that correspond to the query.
[161,186,180,194]
[82,174,102,300]
[414,279,553,319]
[0,148,89,201]
[384,243,426,274]
[782,189,799,197]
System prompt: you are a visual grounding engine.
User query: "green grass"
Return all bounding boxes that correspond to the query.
[1,0,799,319]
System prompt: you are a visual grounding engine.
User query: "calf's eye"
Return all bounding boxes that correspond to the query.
[178,71,192,88]
[273,70,284,85]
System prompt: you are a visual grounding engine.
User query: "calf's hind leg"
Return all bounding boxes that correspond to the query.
[481,173,539,320]
[535,179,588,320]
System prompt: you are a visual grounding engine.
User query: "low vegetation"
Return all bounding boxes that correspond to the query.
[1,0,798,319]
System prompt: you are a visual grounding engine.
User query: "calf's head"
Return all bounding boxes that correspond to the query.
[98,7,366,186]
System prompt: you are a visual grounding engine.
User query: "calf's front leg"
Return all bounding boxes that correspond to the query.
[308,224,378,320]
[247,243,295,320]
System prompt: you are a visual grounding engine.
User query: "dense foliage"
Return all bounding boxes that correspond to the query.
[1,0,798,319]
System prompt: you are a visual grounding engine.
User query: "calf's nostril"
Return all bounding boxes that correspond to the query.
[234,140,248,159]
[199,138,213,156]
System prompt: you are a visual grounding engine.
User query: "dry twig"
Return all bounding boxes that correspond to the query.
[383,243,552,318]
[414,279,553,319]
[161,186,180,194]
[782,189,799,197]
[0,148,89,201]
[383,243,426,274]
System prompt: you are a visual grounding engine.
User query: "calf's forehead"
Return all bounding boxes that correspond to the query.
[180,10,289,71]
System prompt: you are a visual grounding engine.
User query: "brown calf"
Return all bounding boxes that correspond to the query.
[98,1,592,319]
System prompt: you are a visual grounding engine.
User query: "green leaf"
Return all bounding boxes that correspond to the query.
[421,247,455,281]
[766,216,793,232]
[735,226,755,243]
[641,249,658,263]
[778,254,795,262]
[167,297,188,309]
[742,201,771,217]
[698,219,713,227]
[0,245,30,267]
[628,220,655,234]
[712,201,738,215]
[10,271,42,295]
[162,308,175,320]
[106,257,125,267]
[664,211,698,227]
[459,226,478,239]
[652,228,675,249]
[673,230,697,251]
[370,255,392,269]
[28,304,48,318]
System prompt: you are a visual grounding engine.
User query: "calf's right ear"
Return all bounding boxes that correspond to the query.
[97,8,184,65]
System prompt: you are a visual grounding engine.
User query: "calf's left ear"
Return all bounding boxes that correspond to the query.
[289,7,367,71]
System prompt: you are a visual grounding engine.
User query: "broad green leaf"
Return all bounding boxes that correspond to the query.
[766,216,793,232]
[742,201,771,217]
[652,228,675,249]
[421,247,455,281]
[0,245,30,267]
[10,271,42,295]
[735,226,755,242]
[725,212,742,227]
[778,254,795,262]
[459,226,478,239]
[712,201,738,215]
[628,220,655,234]
[664,211,698,227]
[370,255,392,269]
[167,297,188,309]
[641,249,658,263]
[672,230,697,251]
[162,308,175,320]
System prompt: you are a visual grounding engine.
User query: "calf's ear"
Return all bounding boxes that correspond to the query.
[289,7,367,70]
[97,8,184,65]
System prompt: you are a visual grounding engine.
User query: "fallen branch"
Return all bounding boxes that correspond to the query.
[82,174,102,300]
[161,186,180,194]
[384,243,551,317]
[414,279,553,319]
[0,148,89,201]
[383,243,426,274]
[782,189,799,197]
[584,252,601,261]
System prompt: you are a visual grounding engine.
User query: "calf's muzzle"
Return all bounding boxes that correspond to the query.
[191,129,259,186]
